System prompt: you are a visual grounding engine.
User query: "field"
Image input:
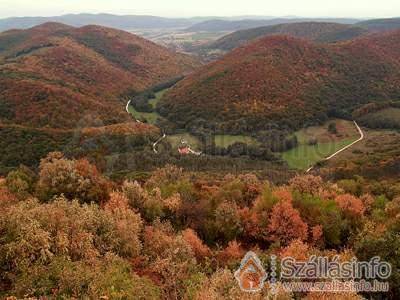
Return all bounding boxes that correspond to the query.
[282,138,358,170]
[281,119,360,170]
[214,134,257,147]
[166,133,201,149]
[128,105,160,124]
[167,133,257,152]
[149,89,168,108]
[131,28,227,53]
[319,127,400,181]
[128,89,167,124]
[323,128,400,165]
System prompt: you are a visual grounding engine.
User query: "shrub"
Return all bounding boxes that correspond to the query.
[36,152,110,204]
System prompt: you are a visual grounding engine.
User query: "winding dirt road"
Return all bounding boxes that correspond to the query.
[153,133,166,154]
[125,100,131,113]
[306,121,364,173]
[126,100,199,154]
[127,99,164,153]
[126,99,142,123]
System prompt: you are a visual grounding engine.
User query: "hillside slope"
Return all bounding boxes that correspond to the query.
[0,22,199,128]
[159,31,400,133]
[185,18,360,32]
[205,22,368,52]
[357,17,400,31]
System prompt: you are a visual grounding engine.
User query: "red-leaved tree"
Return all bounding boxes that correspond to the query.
[267,200,308,245]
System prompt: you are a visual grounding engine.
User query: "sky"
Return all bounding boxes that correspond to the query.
[0,0,399,19]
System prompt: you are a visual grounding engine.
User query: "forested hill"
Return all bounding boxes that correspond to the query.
[204,22,368,52]
[357,17,400,31]
[159,31,400,133]
[0,22,200,129]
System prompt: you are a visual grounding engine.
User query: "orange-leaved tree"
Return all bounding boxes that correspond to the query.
[268,199,308,245]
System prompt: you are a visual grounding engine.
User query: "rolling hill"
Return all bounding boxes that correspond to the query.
[185,18,360,32]
[203,22,369,52]
[357,17,400,31]
[0,22,199,129]
[158,31,400,133]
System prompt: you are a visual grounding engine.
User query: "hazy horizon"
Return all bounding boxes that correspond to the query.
[0,0,399,19]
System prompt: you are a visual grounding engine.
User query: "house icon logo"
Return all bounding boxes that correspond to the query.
[234,251,268,292]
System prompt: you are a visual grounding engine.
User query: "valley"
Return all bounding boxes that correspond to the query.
[127,83,371,172]
[128,89,166,124]
[3,21,399,178]
[130,28,229,54]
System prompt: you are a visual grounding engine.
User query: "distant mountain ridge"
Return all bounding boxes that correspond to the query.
[185,18,361,32]
[0,14,199,32]
[0,14,362,33]
[3,14,400,36]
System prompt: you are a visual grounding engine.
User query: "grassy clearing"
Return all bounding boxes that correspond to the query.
[128,88,169,124]
[281,119,360,170]
[127,105,160,125]
[214,135,257,147]
[322,128,400,173]
[189,32,228,40]
[166,133,201,149]
[295,119,359,144]
[149,89,168,109]
[282,138,357,170]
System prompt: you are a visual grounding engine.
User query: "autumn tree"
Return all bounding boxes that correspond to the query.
[253,181,277,213]
[142,220,198,299]
[36,152,110,204]
[239,207,262,243]
[267,199,308,245]
[292,191,344,248]
[122,180,183,222]
[354,221,400,298]
[182,228,211,260]
[213,201,242,243]
[216,240,244,266]
[145,164,185,190]
[280,239,310,261]
[104,192,143,258]
[385,197,400,219]
[289,174,324,195]
[335,194,365,217]
[0,185,17,207]
[5,166,35,200]
[194,268,292,299]
[217,173,262,207]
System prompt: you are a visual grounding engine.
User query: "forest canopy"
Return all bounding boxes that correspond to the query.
[1,153,399,299]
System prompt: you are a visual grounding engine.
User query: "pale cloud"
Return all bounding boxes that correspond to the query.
[0,0,399,19]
